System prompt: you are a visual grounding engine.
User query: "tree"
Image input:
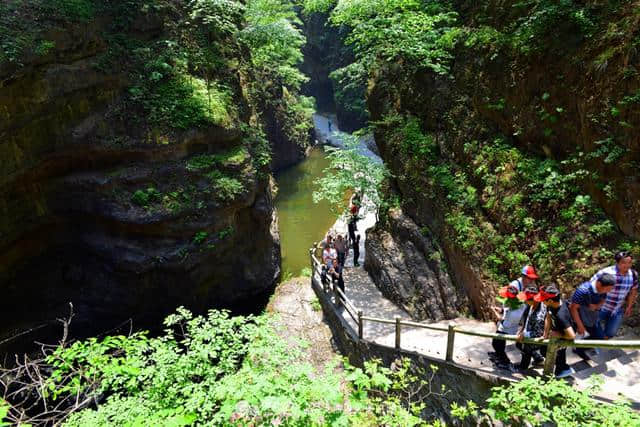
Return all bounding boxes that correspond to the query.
[313,134,387,216]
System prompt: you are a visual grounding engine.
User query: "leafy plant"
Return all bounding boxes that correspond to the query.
[452,376,640,426]
[313,134,387,215]
[0,400,9,427]
[193,231,209,245]
[131,187,162,207]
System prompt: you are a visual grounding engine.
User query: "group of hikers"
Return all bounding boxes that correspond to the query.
[320,194,363,293]
[490,251,637,378]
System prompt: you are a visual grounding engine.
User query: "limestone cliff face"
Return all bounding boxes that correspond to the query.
[0,15,283,338]
[365,209,469,321]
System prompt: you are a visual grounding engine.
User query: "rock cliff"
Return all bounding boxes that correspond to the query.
[365,208,469,321]
[0,1,310,340]
[363,1,640,321]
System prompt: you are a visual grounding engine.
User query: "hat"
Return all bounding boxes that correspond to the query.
[517,285,539,301]
[598,273,616,287]
[521,265,539,279]
[499,284,520,299]
[534,285,560,302]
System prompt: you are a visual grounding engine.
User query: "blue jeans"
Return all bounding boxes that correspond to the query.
[595,310,624,339]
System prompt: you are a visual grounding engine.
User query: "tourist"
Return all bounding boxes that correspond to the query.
[350,192,361,217]
[569,273,616,358]
[328,120,332,132]
[515,286,547,370]
[514,265,539,291]
[591,251,638,339]
[537,284,576,378]
[353,234,361,267]
[321,233,333,249]
[335,234,347,267]
[322,242,337,267]
[348,216,357,247]
[489,283,526,370]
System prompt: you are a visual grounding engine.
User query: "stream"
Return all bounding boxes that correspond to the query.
[275,146,338,278]
[275,113,381,278]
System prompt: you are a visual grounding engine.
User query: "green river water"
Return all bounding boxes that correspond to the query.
[275,146,338,277]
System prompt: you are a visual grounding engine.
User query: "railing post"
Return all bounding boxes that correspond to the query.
[543,339,558,376]
[395,316,401,350]
[446,324,456,362]
[358,310,363,340]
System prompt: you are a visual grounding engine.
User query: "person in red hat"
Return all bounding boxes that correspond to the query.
[537,284,576,378]
[488,265,539,369]
[488,283,526,370]
[519,265,540,288]
[515,286,547,370]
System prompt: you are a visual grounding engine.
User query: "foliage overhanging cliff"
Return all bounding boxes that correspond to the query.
[303,0,640,320]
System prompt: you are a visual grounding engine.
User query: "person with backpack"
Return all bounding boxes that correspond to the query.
[591,251,638,339]
[515,286,547,370]
[489,283,526,370]
[488,265,538,370]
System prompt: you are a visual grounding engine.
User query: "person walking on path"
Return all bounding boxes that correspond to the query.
[347,216,357,247]
[515,286,547,370]
[569,273,616,358]
[322,242,337,267]
[489,283,526,370]
[353,234,361,267]
[537,284,576,378]
[591,251,638,339]
[488,265,537,369]
[327,120,332,132]
[334,234,347,267]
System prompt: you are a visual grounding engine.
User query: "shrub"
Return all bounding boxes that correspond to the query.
[131,187,161,207]
[452,376,640,426]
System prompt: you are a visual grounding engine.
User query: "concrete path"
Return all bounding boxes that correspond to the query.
[315,202,640,407]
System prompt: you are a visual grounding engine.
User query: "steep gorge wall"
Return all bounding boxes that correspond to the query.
[0,3,308,339]
[366,1,640,322]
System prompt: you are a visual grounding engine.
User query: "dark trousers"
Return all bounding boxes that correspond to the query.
[348,220,356,245]
[519,344,545,369]
[353,245,360,265]
[555,348,569,374]
[337,251,346,266]
[491,332,511,363]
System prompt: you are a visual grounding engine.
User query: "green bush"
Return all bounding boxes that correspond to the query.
[39,308,434,426]
[0,400,9,427]
[452,376,640,426]
[193,231,208,245]
[131,187,161,207]
[48,0,95,21]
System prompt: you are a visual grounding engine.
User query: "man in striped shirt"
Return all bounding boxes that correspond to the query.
[590,252,638,339]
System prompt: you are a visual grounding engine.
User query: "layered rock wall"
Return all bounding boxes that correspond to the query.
[0,9,290,339]
[365,208,469,321]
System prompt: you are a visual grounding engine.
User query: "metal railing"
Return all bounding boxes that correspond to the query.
[309,245,640,377]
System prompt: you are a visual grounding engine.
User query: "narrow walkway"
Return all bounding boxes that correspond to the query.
[317,210,640,407]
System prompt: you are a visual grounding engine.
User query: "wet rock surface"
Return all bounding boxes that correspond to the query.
[365,208,470,321]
